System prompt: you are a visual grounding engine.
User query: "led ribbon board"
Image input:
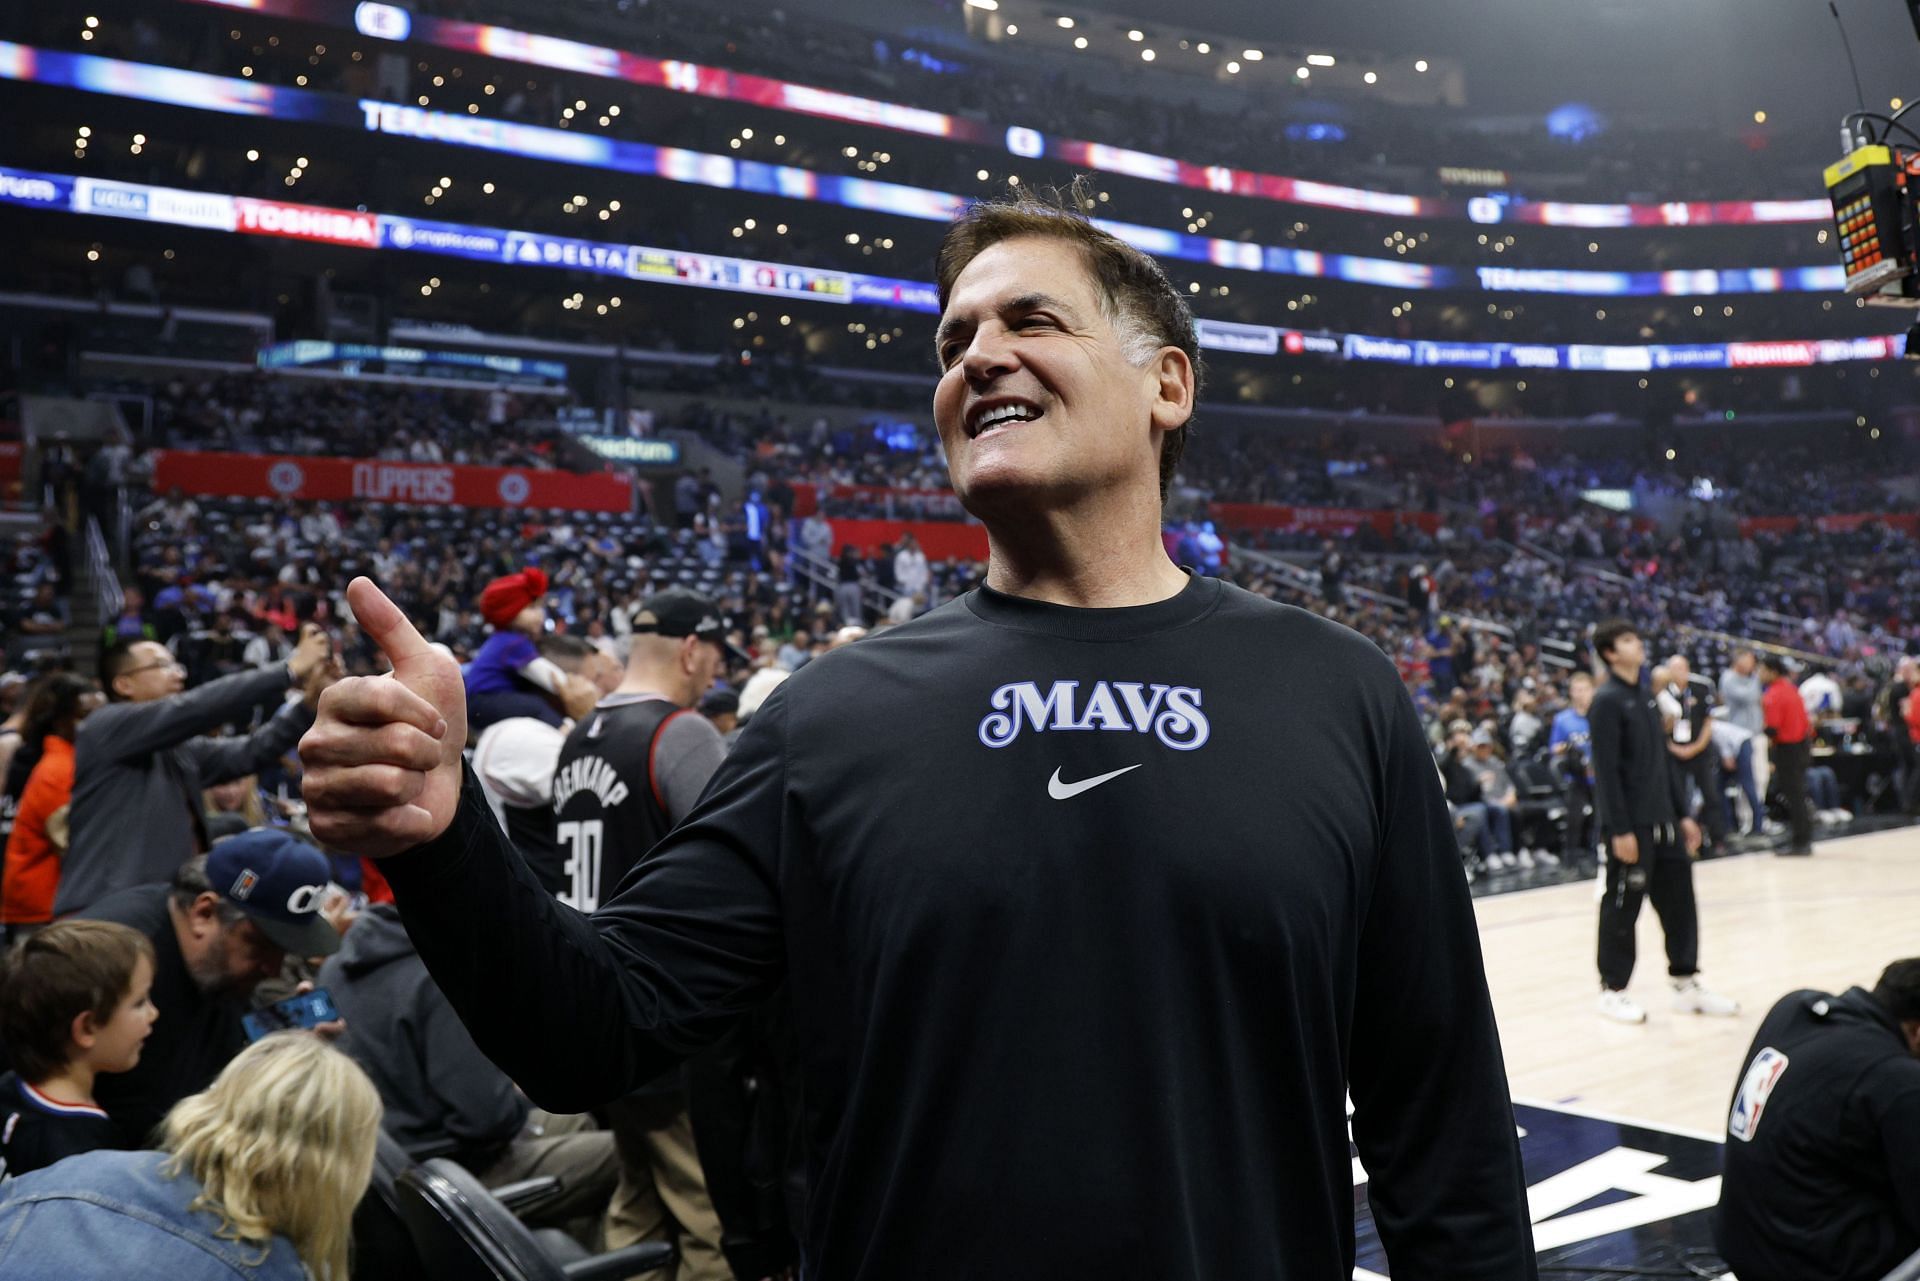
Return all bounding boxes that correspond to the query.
[0,42,1843,296]
[177,0,1831,227]
[0,164,1896,370]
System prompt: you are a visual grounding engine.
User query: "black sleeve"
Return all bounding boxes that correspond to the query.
[1863,1065,1920,1237]
[1349,693,1537,1279]
[1588,689,1630,839]
[382,690,791,1114]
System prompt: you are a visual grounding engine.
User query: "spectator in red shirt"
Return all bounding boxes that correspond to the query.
[1761,656,1813,856]
[2,675,105,935]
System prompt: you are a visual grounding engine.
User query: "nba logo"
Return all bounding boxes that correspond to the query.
[229,870,260,902]
[1728,1047,1789,1142]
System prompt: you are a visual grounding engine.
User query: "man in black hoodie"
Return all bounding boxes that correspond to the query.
[1716,958,1920,1281]
[317,903,618,1233]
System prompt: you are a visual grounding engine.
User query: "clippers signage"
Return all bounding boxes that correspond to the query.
[151,451,633,513]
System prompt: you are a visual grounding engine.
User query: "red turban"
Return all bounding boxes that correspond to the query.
[478,566,549,629]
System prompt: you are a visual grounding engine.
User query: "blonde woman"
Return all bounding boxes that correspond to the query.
[0,1033,381,1280]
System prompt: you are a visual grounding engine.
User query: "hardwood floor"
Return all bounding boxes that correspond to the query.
[1476,824,1920,1136]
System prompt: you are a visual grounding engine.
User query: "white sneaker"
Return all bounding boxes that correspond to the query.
[1517,849,1536,870]
[1535,849,1561,866]
[1598,989,1648,1024]
[1594,860,1608,900]
[1837,808,1854,822]
[1672,976,1740,1017]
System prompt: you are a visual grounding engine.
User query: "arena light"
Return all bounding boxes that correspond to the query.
[1056,15,1074,27]
[1073,36,1087,48]
[1127,29,1143,41]
[1242,49,1263,61]
[1306,54,1336,66]
[965,0,998,8]
[1363,71,1377,84]
[1415,59,1429,72]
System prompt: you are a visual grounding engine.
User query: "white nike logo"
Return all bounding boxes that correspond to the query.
[1047,763,1143,800]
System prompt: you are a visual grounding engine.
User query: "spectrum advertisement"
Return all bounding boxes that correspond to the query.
[1,163,1897,373]
[0,39,1843,297]
[174,0,1829,228]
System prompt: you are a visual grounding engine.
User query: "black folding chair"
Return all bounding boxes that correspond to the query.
[395,1156,675,1281]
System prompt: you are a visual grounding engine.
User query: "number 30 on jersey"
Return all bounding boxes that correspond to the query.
[557,819,604,913]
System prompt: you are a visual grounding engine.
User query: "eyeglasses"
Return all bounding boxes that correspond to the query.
[121,659,185,677]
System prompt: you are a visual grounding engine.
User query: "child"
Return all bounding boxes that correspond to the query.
[464,566,574,731]
[0,920,158,1179]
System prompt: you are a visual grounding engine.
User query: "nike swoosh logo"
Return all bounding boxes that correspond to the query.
[1047,764,1143,800]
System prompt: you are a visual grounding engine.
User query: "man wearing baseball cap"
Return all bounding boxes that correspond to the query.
[547,587,737,1275]
[81,828,343,1146]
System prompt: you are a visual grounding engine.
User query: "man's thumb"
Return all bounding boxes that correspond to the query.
[347,577,431,666]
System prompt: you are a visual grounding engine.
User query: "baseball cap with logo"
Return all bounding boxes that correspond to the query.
[631,588,749,665]
[207,828,342,957]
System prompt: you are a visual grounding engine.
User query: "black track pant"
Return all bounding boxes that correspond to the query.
[1773,738,1814,850]
[1597,829,1699,992]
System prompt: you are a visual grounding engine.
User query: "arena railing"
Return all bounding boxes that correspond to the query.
[85,515,125,631]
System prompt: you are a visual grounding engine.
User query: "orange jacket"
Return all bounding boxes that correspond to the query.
[2,736,76,924]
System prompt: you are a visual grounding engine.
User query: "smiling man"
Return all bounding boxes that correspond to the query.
[301,191,1535,1280]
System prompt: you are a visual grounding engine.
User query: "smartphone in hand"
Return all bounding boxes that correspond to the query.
[242,987,342,1042]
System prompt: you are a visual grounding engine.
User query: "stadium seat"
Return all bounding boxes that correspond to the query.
[394,1157,675,1281]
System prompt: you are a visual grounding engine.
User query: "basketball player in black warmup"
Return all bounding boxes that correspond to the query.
[303,192,1536,1279]
[1588,621,1737,1026]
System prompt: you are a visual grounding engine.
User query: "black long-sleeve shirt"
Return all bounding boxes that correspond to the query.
[383,574,1535,1280]
[1588,670,1688,841]
[1716,987,1920,1281]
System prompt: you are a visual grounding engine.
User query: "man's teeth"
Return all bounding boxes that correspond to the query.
[976,405,1039,433]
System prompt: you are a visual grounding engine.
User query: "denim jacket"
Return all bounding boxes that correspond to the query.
[0,1149,305,1280]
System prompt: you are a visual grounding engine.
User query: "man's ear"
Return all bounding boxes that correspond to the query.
[1147,346,1195,436]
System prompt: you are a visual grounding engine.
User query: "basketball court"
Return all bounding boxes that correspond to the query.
[1355,825,1920,1278]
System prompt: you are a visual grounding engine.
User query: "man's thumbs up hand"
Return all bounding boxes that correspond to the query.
[301,578,466,858]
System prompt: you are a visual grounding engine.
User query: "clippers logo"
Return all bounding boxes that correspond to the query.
[286,883,328,915]
[229,870,260,901]
[354,2,412,40]
[978,680,1209,751]
[1728,1047,1789,1142]
[497,472,531,505]
[267,460,306,496]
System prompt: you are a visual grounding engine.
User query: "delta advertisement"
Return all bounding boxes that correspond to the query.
[0,161,1902,373]
[150,451,634,513]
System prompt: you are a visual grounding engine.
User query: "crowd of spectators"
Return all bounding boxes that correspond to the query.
[125,374,579,469]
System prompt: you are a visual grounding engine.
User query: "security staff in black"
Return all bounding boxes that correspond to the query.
[1715,960,1920,1281]
[1587,620,1731,1024]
